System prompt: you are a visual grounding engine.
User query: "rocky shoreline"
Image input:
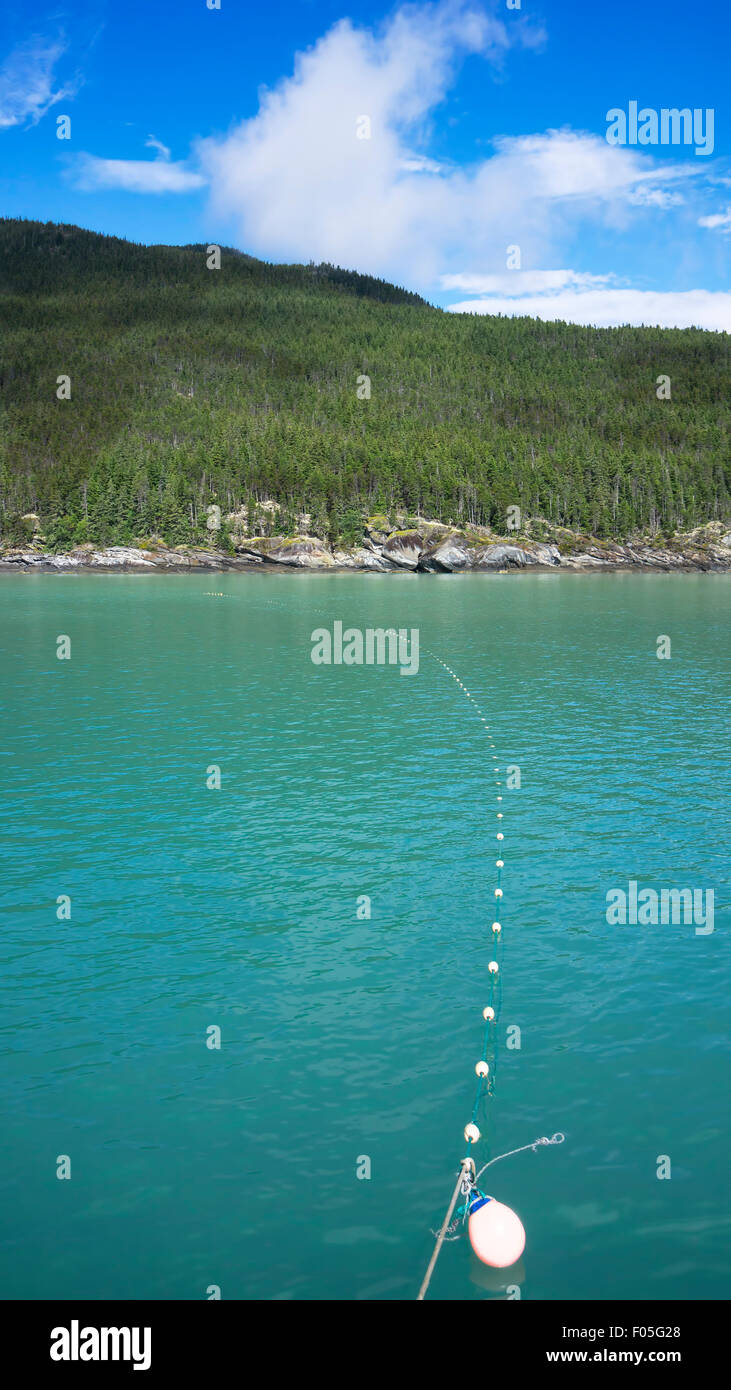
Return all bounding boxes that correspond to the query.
[2,520,730,575]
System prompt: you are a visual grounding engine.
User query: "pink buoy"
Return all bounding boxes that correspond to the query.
[468,1196,526,1268]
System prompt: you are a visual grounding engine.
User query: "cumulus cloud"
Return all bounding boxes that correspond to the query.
[64,1,723,328]
[0,34,78,128]
[446,286,731,332]
[190,3,700,288]
[194,1,559,281]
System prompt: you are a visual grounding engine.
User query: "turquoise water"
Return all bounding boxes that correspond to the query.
[1,571,728,1301]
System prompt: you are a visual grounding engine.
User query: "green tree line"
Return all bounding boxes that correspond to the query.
[0,218,728,550]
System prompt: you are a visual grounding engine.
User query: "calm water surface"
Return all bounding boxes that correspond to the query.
[0,572,728,1300]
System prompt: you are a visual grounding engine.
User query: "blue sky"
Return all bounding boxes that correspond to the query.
[1,0,730,327]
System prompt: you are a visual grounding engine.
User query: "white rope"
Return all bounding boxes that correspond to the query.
[474,1132,565,1183]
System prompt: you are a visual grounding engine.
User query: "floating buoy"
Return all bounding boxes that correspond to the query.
[488,961,499,974]
[464,1122,481,1144]
[482,1006,495,1021]
[468,1196,526,1268]
[492,923,501,935]
[475,1060,489,1077]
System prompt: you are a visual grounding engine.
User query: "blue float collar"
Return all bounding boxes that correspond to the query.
[469,1195,493,1214]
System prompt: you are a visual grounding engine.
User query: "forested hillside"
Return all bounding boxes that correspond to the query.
[0,217,728,551]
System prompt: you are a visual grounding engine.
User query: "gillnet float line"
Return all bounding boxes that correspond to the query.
[201,591,566,1291]
[417,655,564,1301]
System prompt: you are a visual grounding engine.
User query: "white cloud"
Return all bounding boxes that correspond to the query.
[487,130,692,204]
[145,134,171,161]
[447,287,731,332]
[62,0,722,330]
[698,207,731,232]
[441,268,612,295]
[194,2,558,282]
[192,4,698,290]
[0,35,77,128]
[399,153,445,173]
[626,184,686,209]
[73,153,205,194]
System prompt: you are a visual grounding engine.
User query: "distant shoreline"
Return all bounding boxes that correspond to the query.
[3,520,730,576]
[1,541,730,577]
